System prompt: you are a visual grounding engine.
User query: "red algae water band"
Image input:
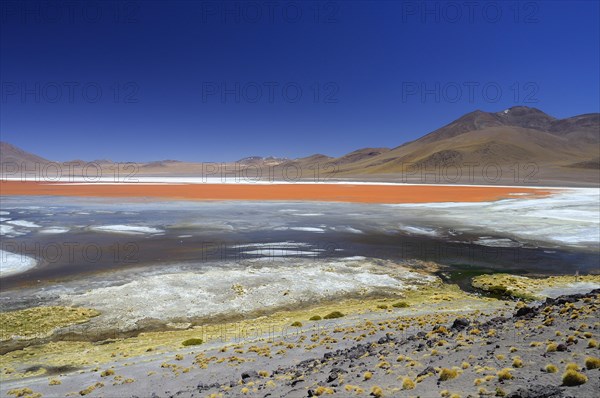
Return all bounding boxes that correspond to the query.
[0,181,553,204]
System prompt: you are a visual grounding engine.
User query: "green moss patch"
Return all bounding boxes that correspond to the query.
[0,306,100,341]
[472,274,600,301]
[323,311,345,319]
[181,338,203,346]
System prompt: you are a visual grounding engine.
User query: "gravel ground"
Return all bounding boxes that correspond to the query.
[2,290,599,398]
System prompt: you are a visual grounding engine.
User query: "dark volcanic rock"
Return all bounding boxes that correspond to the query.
[241,370,259,382]
[487,316,508,326]
[346,344,368,360]
[417,366,436,377]
[291,378,305,387]
[506,384,564,398]
[515,306,537,318]
[197,382,220,392]
[326,371,338,383]
[451,317,470,330]
[377,334,395,344]
[556,343,568,352]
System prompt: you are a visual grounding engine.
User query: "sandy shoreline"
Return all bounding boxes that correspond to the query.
[0,181,553,204]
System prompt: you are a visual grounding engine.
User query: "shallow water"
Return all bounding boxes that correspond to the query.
[1,194,598,290]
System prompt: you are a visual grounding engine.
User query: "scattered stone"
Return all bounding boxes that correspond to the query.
[506,384,564,398]
[451,317,470,330]
[556,344,568,352]
[328,367,347,383]
[197,382,220,392]
[515,306,536,318]
[241,370,259,382]
[417,366,436,377]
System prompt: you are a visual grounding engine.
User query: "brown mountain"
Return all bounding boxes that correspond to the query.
[411,106,598,146]
[326,107,599,182]
[548,113,600,143]
[237,156,289,166]
[412,106,557,145]
[1,107,598,184]
[0,141,49,165]
[334,148,390,165]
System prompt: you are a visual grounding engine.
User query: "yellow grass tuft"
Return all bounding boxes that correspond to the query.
[545,364,558,373]
[565,362,580,371]
[585,356,600,370]
[402,377,415,390]
[497,368,513,381]
[370,386,384,397]
[314,386,335,395]
[562,370,588,386]
[546,343,558,352]
[7,389,34,397]
[79,382,104,396]
[100,369,115,377]
[439,368,458,381]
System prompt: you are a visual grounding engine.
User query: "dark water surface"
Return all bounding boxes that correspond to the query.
[1,195,598,291]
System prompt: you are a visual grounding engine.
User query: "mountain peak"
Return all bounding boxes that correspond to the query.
[416,106,560,145]
[504,105,543,112]
[495,106,556,130]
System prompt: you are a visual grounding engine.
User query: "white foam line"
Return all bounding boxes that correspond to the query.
[288,227,326,233]
[2,176,580,190]
[241,249,321,256]
[231,242,311,249]
[90,225,164,234]
[39,227,70,234]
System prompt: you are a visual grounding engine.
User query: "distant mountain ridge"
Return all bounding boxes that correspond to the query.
[322,106,599,177]
[2,107,599,183]
[413,106,598,145]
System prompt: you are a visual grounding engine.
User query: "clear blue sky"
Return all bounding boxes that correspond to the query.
[1,0,599,162]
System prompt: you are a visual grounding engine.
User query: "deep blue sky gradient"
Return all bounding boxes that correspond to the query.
[1,0,599,162]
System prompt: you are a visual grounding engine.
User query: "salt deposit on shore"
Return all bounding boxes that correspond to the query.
[5,220,41,228]
[389,188,599,248]
[0,224,26,237]
[0,250,37,277]
[61,257,435,330]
